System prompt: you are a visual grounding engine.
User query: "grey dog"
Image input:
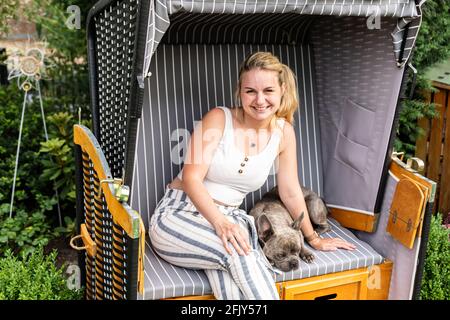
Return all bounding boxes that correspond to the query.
[249,186,331,272]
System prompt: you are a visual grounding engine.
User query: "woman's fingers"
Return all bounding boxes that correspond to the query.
[221,234,233,255]
[319,238,356,251]
[221,228,251,256]
[228,236,246,256]
[238,228,252,254]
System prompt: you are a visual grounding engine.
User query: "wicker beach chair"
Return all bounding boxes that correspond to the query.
[72,0,435,300]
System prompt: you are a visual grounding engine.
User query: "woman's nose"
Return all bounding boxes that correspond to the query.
[255,92,266,105]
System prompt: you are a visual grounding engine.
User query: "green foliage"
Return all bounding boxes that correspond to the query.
[54,216,77,239]
[395,0,450,157]
[39,112,77,205]
[0,205,57,257]
[24,0,93,117]
[414,0,450,71]
[0,247,83,300]
[0,84,83,253]
[0,0,19,35]
[0,84,56,218]
[420,213,450,300]
[395,100,439,155]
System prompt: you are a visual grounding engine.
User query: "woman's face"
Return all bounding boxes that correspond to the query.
[239,68,285,123]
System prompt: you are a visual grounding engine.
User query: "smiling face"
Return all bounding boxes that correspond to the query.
[239,68,285,124]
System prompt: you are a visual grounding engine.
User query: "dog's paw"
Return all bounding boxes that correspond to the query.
[300,250,315,263]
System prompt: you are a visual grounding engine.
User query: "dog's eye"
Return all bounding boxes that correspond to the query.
[278,253,286,259]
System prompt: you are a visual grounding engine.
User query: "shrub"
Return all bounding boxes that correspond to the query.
[0,246,83,300]
[420,213,450,300]
[0,205,57,257]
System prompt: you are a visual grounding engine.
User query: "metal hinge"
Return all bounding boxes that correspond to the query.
[97,178,130,203]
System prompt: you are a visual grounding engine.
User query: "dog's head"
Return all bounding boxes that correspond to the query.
[255,212,305,272]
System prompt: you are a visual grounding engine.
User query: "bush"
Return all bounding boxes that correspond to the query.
[0,246,83,300]
[0,205,57,257]
[420,213,450,300]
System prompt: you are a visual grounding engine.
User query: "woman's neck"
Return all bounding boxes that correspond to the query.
[238,107,273,131]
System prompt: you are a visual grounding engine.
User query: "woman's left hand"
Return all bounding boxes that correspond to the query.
[308,237,356,251]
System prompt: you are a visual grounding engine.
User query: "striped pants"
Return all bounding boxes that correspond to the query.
[149,187,279,300]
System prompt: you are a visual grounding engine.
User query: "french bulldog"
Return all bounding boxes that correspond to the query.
[249,186,331,272]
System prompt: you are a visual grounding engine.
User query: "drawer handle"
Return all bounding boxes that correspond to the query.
[314,293,337,300]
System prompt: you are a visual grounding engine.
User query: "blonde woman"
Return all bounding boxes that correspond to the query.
[149,52,355,300]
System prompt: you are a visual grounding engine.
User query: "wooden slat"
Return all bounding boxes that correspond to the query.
[427,90,445,184]
[74,125,140,239]
[281,267,369,300]
[329,207,379,233]
[432,80,450,92]
[367,260,393,300]
[387,178,425,249]
[439,90,450,215]
[390,156,436,202]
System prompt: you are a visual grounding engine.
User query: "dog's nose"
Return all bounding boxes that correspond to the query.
[289,259,299,269]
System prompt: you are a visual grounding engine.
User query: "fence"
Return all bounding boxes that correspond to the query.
[416,80,450,216]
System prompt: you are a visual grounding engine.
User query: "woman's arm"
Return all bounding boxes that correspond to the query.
[182,108,251,256]
[276,122,355,251]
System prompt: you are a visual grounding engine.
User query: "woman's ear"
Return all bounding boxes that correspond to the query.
[281,82,286,97]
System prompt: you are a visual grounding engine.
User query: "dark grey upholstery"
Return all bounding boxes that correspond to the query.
[310,17,406,213]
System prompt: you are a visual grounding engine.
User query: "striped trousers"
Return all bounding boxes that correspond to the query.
[149,186,280,300]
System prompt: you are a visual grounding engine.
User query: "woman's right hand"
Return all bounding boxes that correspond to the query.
[213,216,251,256]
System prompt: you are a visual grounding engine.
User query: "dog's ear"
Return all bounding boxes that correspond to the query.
[256,214,274,243]
[292,211,305,231]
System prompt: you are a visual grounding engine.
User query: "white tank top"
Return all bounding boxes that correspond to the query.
[178,107,285,206]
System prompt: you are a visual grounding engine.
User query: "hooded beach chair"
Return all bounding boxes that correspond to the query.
[72,0,436,300]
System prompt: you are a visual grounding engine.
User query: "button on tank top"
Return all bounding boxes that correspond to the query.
[178,106,285,206]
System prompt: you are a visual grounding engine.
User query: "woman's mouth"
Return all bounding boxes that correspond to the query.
[252,105,272,112]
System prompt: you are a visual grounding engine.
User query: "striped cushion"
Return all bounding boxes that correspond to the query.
[141,217,383,300]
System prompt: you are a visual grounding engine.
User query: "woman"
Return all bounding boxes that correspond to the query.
[149,52,355,300]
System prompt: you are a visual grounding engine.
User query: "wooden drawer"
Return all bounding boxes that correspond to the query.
[282,268,369,300]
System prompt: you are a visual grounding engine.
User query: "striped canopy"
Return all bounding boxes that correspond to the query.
[142,0,426,80]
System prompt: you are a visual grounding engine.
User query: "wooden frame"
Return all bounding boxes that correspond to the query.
[329,208,379,233]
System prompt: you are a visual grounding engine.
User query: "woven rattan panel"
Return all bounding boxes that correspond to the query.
[94,0,138,179]
[81,150,132,300]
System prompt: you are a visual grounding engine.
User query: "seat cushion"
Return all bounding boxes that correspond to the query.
[141,217,384,300]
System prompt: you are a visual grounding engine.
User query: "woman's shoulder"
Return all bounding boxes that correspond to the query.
[199,107,228,131]
[278,120,295,152]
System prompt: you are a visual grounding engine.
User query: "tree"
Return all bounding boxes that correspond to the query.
[395,0,450,157]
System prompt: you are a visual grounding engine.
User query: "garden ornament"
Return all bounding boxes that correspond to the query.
[6,42,61,224]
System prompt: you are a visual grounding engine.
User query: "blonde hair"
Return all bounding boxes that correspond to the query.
[234,52,299,126]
